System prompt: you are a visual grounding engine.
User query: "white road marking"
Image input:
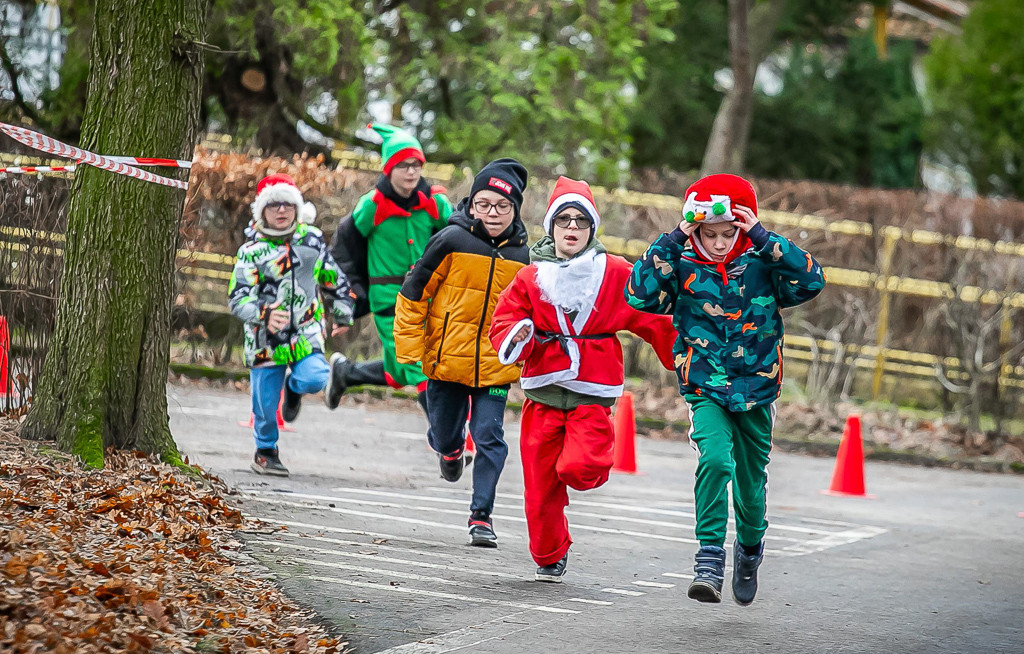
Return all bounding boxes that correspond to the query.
[175,406,234,417]
[382,430,429,441]
[373,612,564,654]
[304,574,579,614]
[567,598,615,606]
[779,525,888,555]
[632,580,675,588]
[251,490,699,544]
[662,572,695,580]
[600,588,645,597]
[249,539,524,580]
[245,496,469,532]
[254,517,455,548]
[260,530,465,560]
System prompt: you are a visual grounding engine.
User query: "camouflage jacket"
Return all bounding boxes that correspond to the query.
[228,224,354,368]
[625,225,825,411]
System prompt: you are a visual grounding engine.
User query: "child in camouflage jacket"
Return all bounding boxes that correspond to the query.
[229,174,355,477]
[626,173,825,605]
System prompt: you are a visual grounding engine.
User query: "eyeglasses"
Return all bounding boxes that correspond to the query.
[552,214,592,230]
[473,200,513,216]
[266,201,295,211]
[393,161,423,172]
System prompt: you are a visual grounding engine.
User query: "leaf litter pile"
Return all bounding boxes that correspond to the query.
[0,420,347,653]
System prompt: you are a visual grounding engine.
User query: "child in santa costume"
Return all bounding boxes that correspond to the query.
[489,177,676,582]
[394,159,531,548]
[229,174,355,477]
[329,124,454,412]
[626,173,825,605]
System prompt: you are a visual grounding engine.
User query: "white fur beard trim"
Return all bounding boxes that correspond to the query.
[534,250,604,314]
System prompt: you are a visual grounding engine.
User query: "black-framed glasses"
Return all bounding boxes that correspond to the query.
[473,200,513,216]
[393,161,423,172]
[552,214,592,230]
[266,201,295,211]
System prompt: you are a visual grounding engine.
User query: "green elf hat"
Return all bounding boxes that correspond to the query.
[368,123,426,175]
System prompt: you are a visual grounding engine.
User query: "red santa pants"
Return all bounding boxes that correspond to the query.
[520,399,615,566]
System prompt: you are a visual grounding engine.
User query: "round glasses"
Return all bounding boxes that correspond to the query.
[552,214,592,230]
[266,201,295,211]
[473,200,513,216]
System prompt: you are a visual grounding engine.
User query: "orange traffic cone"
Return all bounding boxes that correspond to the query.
[238,390,294,432]
[823,413,870,497]
[612,392,638,474]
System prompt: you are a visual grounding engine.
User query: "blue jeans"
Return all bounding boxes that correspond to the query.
[426,379,510,515]
[249,352,330,450]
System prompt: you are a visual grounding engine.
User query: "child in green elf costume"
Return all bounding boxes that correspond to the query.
[330,124,454,411]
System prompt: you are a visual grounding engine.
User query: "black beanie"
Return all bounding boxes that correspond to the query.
[470,158,529,216]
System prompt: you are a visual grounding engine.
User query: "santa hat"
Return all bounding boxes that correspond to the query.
[250,173,317,237]
[369,123,426,175]
[542,176,601,234]
[681,173,758,225]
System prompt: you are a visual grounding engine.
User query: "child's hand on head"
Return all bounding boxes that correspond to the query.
[677,217,701,236]
[731,205,759,232]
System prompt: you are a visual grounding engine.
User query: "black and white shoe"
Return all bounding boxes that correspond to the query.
[535,552,568,583]
[281,370,301,423]
[250,448,289,477]
[324,352,351,410]
[468,511,498,548]
[438,448,465,482]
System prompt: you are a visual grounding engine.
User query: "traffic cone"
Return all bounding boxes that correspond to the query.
[612,391,638,474]
[238,390,294,432]
[823,413,870,497]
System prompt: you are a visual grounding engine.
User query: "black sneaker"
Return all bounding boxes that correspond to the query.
[250,448,289,477]
[438,448,465,482]
[468,511,497,548]
[687,545,726,603]
[535,552,568,583]
[324,352,350,410]
[732,541,764,606]
[281,370,301,423]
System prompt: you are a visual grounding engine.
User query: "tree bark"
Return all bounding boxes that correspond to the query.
[701,0,787,175]
[22,0,209,466]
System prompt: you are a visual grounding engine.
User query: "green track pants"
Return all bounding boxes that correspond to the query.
[685,393,775,548]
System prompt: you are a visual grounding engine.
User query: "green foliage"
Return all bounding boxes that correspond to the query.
[382,0,676,183]
[923,0,1024,198]
[748,35,923,188]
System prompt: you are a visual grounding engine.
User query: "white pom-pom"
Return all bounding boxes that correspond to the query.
[300,201,317,223]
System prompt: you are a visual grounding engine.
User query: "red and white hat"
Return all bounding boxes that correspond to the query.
[251,173,317,236]
[542,176,601,234]
[681,173,757,225]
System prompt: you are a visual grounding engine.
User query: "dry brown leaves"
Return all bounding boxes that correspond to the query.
[0,419,348,653]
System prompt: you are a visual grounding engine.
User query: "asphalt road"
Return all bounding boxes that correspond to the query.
[168,384,1024,654]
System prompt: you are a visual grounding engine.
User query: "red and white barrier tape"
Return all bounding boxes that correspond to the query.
[0,165,76,174]
[0,122,190,190]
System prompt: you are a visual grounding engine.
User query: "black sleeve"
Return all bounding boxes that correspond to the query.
[330,212,371,319]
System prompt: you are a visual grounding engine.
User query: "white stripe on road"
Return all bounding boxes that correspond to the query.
[245,496,468,532]
[600,588,645,597]
[632,580,675,588]
[779,525,888,555]
[382,430,429,441]
[259,530,464,560]
[255,518,455,548]
[303,574,579,614]
[566,598,615,606]
[249,539,523,579]
[662,572,695,580]
[251,490,699,544]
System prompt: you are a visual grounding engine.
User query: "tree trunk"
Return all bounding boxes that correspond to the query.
[22,0,209,467]
[701,0,786,175]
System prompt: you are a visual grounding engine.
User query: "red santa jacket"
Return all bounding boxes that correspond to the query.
[489,250,675,398]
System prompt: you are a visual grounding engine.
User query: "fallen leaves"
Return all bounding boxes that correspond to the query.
[0,419,349,653]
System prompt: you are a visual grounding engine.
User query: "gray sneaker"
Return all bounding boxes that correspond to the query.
[535,552,568,583]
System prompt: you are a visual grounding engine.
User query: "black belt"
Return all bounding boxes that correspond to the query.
[369,275,407,285]
[536,330,616,355]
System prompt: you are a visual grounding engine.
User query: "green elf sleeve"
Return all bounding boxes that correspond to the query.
[625,228,687,315]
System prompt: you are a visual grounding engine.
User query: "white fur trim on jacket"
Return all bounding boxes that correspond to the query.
[498,318,535,365]
[543,192,601,233]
